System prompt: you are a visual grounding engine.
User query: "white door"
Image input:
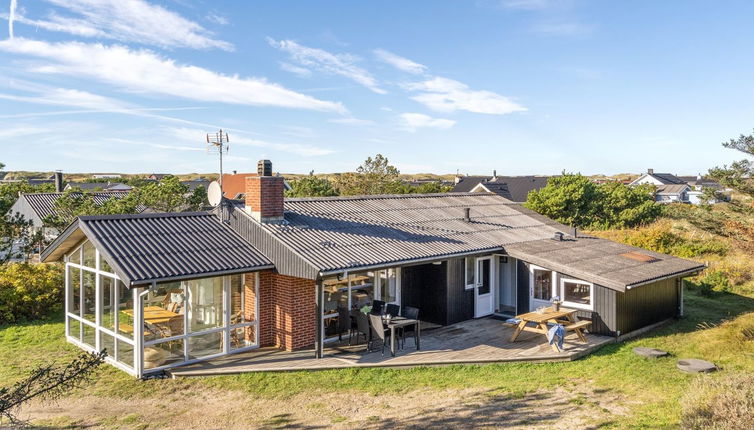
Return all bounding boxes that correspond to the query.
[529,265,555,311]
[474,257,494,317]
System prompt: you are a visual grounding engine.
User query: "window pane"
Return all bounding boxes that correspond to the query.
[69,317,81,341]
[82,323,96,348]
[533,269,552,301]
[142,282,185,341]
[188,331,223,360]
[82,271,96,322]
[230,274,254,324]
[187,277,224,333]
[100,332,115,357]
[564,282,591,305]
[82,241,96,268]
[68,266,81,316]
[478,260,490,294]
[100,275,115,331]
[69,246,81,265]
[379,269,398,303]
[116,339,134,369]
[117,281,134,339]
[350,272,374,310]
[465,258,475,286]
[230,325,256,350]
[100,256,113,274]
[144,340,184,369]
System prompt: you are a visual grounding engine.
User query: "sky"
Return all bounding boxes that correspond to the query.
[1,0,754,176]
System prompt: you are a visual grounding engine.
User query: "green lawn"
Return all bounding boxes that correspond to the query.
[2,286,753,428]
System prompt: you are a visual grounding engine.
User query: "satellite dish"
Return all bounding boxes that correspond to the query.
[207,181,222,206]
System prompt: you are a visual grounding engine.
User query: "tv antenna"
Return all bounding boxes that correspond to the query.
[206,129,229,192]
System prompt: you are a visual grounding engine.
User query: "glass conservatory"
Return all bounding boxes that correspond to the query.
[64,239,260,377]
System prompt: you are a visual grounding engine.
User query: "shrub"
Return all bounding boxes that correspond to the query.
[682,373,754,430]
[616,221,729,258]
[0,263,63,324]
[699,270,731,294]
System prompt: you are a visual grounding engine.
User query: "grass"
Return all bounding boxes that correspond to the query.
[2,287,753,428]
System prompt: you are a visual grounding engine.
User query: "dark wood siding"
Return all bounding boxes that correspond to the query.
[446,258,474,324]
[401,262,448,325]
[574,285,616,336]
[616,277,679,334]
[516,260,530,314]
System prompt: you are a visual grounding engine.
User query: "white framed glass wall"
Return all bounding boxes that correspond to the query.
[64,239,261,377]
[65,240,137,375]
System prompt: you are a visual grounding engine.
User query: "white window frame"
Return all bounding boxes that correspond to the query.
[375,268,401,305]
[529,264,556,303]
[464,257,476,290]
[559,277,594,311]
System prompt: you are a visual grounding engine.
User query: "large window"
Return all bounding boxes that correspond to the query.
[561,279,593,310]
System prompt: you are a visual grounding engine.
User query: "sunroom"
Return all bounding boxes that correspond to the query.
[42,212,273,377]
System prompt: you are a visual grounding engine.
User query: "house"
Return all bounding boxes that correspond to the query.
[41,160,704,378]
[65,182,133,192]
[181,179,210,193]
[148,173,169,181]
[92,174,122,179]
[221,171,291,200]
[629,169,724,204]
[454,171,550,202]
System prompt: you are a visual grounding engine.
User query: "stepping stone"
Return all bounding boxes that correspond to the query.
[677,358,718,373]
[633,347,669,358]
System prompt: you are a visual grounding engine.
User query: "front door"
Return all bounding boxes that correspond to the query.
[474,257,494,317]
[529,265,554,311]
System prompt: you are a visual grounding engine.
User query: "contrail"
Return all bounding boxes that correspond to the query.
[8,0,17,38]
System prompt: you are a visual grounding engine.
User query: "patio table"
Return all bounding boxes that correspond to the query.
[385,316,420,357]
[123,306,179,325]
[509,307,583,352]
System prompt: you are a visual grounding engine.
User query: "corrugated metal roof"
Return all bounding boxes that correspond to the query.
[656,184,690,194]
[505,236,705,292]
[649,173,687,185]
[14,191,137,221]
[41,212,272,286]
[230,193,569,275]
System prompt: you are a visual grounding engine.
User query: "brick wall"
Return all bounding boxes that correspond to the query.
[251,270,316,351]
[245,175,284,221]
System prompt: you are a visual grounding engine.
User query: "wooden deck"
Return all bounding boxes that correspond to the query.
[167,317,614,378]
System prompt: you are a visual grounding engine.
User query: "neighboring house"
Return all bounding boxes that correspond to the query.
[221,171,291,200]
[630,169,725,204]
[455,172,550,203]
[92,174,122,179]
[181,179,210,193]
[41,160,705,378]
[7,191,138,237]
[148,173,168,181]
[65,182,133,192]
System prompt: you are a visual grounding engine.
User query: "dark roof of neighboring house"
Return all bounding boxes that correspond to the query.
[505,236,704,292]
[646,173,687,185]
[41,212,273,286]
[473,182,513,200]
[7,191,137,225]
[181,180,210,191]
[65,182,131,191]
[466,176,550,202]
[149,173,168,180]
[656,184,690,195]
[452,176,491,192]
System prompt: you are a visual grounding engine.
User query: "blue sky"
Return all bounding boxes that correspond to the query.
[1,0,753,176]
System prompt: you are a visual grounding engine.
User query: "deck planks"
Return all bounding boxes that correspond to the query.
[168,318,614,377]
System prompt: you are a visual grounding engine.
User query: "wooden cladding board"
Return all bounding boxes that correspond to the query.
[446,258,474,325]
[401,262,448,325]
[616,277,679,334]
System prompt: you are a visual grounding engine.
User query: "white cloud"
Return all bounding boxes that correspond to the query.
[531,21,591,36]
[268,38,386,94]
[404,77,526,115]
[0,38,346,113]
[0,87,129,110]
[15,0,233,51]
[399,113,456,131]
[373,49,427,75]
[279,62,312,78]
[328,117,375,126]
[8,0,16,38]
[164,127,335,157]
[0,125,49,139]
[206,12,229,26]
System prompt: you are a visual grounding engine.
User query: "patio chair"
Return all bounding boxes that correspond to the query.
[399,306,420,348]
[368,313,391,356]
[353,311,371,347]
[385,303,400,318]
[337,306,357,344]
[371,300,385,315]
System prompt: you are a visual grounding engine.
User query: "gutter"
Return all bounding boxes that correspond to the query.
[625,265,706,290]
[318,247,504,277]
[129,265,275,288]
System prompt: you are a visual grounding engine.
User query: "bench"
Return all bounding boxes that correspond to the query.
[564,320,591,342]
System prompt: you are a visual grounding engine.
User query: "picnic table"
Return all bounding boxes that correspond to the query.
[509,307,591,351]
[123,306,180,325]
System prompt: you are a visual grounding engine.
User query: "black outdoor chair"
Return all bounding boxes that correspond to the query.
[399,306,420,349]
[371,300,385,315]
[385,303,400,318]
[352,311,371,347]
[337,306,357,344]
[368,313,391,355]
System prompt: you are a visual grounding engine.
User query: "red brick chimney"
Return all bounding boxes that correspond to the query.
[245,160,284,223]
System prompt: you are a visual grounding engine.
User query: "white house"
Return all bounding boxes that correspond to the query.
[630,169,724,205]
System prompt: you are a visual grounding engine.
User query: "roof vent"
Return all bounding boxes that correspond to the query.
[552,232,564,241]
[463,207,471,222]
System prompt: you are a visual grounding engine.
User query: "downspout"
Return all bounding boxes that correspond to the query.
[314,278,324,359]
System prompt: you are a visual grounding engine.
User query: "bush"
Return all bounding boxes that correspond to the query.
[682,373,754,430]
[0,263,63,324]
[699,270,731,295]
[614,221,729,258]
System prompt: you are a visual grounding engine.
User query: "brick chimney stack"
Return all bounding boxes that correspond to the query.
[245,160,284,223]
